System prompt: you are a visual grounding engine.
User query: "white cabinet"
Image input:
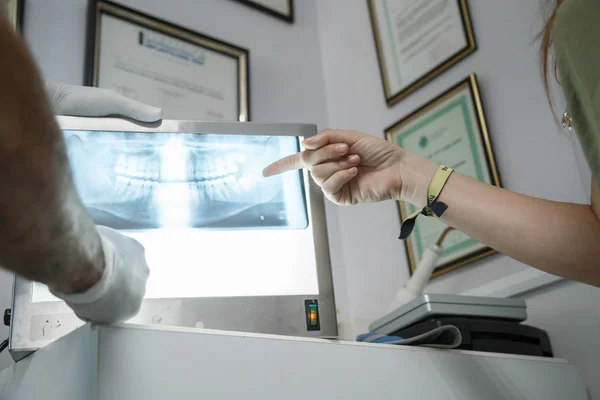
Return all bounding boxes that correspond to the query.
[0,323,589,399]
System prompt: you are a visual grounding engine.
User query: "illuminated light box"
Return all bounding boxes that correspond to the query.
[10,117,336,362]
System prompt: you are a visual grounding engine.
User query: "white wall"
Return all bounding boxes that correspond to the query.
[0,0,348,371]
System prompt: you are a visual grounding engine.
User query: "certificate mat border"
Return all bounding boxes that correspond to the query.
[368,0,477,107]
[232,0,294,23]
[7,0,25,33]
[85,0,250,122]
[385,74,501,278]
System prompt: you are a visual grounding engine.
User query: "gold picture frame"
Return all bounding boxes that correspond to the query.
[85,0,250,122]
[368,0,476,106]
[6,0,24,32]
[385,74,500,278]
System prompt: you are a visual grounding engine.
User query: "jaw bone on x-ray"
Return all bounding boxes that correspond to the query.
[64,130,308,230]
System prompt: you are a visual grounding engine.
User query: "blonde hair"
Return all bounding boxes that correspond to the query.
[540,0,564,116]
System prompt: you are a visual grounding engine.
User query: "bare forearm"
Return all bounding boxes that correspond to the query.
[401,153,600,286]
[439,172,600,284]
[0,16,103,293]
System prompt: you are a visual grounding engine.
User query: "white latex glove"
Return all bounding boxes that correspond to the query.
[50,226,150,323]
[44,80,157,323]
[46,80,162,122]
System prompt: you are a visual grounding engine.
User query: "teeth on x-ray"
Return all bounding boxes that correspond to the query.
[65,131,299,229]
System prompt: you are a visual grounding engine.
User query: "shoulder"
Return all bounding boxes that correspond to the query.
[554,0,600,25]
[553,0,600,95]
[554,0,600,52]
[553,1,600,181]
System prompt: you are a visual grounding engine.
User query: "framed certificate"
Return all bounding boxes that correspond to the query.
[6,0,24,32]
[233,0,294,23]
[85,0,250,121]
[385,74,500,278]
[368,0,476,106]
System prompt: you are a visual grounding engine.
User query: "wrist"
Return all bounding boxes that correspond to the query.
[396,150,439,207]
[48,223,106,294]
[54,261,104,295]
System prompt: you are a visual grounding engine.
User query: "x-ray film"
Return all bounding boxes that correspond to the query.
[32,126,319,302]
[64,130,308,230]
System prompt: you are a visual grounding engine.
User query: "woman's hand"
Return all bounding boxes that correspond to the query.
[263,129,436,205]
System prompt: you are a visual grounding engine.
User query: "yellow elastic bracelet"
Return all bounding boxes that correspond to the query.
[399,165,454,240]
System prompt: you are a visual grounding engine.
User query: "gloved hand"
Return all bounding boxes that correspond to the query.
[262,129,438,208]
[263,129,405,205]
[50,226,150,323]
[45,80,157,323]
[46,80,162,122]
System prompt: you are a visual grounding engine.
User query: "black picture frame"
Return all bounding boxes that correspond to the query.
[85,0,251,121]
[233,0,294,23]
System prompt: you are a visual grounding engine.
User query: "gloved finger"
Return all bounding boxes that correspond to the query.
[310,155,361,185]
[262,152,302,177]
[302,129,362,150]
[96,90,162,122]
[262,144,349,177]
[300,143,349,167]
[321,167,358,195]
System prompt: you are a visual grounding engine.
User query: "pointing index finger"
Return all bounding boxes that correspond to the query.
[262,152,303,177]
